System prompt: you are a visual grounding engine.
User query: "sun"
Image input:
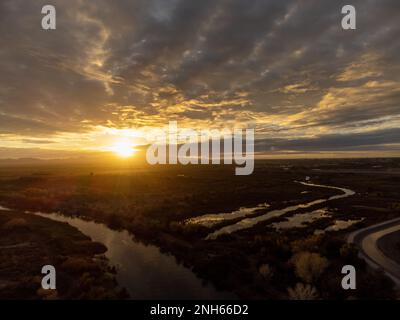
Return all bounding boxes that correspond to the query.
[111,140,136,158]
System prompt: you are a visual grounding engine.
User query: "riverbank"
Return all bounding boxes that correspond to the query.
[0,209,127,299]
[33,211,232,299]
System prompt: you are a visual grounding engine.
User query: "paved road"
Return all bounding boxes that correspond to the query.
[348,218,400,286]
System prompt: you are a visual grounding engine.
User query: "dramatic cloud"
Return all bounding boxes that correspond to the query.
[0,0,399,157]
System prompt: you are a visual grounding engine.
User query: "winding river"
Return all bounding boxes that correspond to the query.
[0,181,355,297]
[1,208,232,299]
[35,212,234,299]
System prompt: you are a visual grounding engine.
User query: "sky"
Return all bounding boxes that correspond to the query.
[0,0,399,159]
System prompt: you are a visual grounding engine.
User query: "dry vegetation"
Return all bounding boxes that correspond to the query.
[0,210,127,299]
[0,158,399,299]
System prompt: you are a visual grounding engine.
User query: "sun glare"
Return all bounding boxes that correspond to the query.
[112,140,136,158]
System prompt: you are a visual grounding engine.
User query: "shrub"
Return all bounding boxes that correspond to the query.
[259,264,273,281]
[291,235,323,253]
[291,251,329,283]
[287,283,319,300]
[36,288,58,300]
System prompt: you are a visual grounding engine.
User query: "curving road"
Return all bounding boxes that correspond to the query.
[348,218,400,286]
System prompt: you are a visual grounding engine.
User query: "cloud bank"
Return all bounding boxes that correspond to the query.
[0,0,399,157]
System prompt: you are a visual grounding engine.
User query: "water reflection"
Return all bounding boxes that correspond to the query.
[206,182,355,240]
[186,202,269,227]
[271,208,330,230]
[315,219,364,235]
[34,212,234,299]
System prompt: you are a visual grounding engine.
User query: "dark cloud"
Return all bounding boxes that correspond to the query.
[255,127,400,151]
[0,0,399,156]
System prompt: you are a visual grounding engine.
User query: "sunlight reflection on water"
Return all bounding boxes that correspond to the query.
[33,212,234,299]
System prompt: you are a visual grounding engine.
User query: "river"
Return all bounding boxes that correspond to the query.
[0,181,355,297]
[1,207,232,299]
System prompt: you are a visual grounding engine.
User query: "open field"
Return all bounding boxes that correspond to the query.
[0,158,400,299]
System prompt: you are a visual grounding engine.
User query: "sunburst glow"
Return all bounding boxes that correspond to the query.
[111,140,136,158]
